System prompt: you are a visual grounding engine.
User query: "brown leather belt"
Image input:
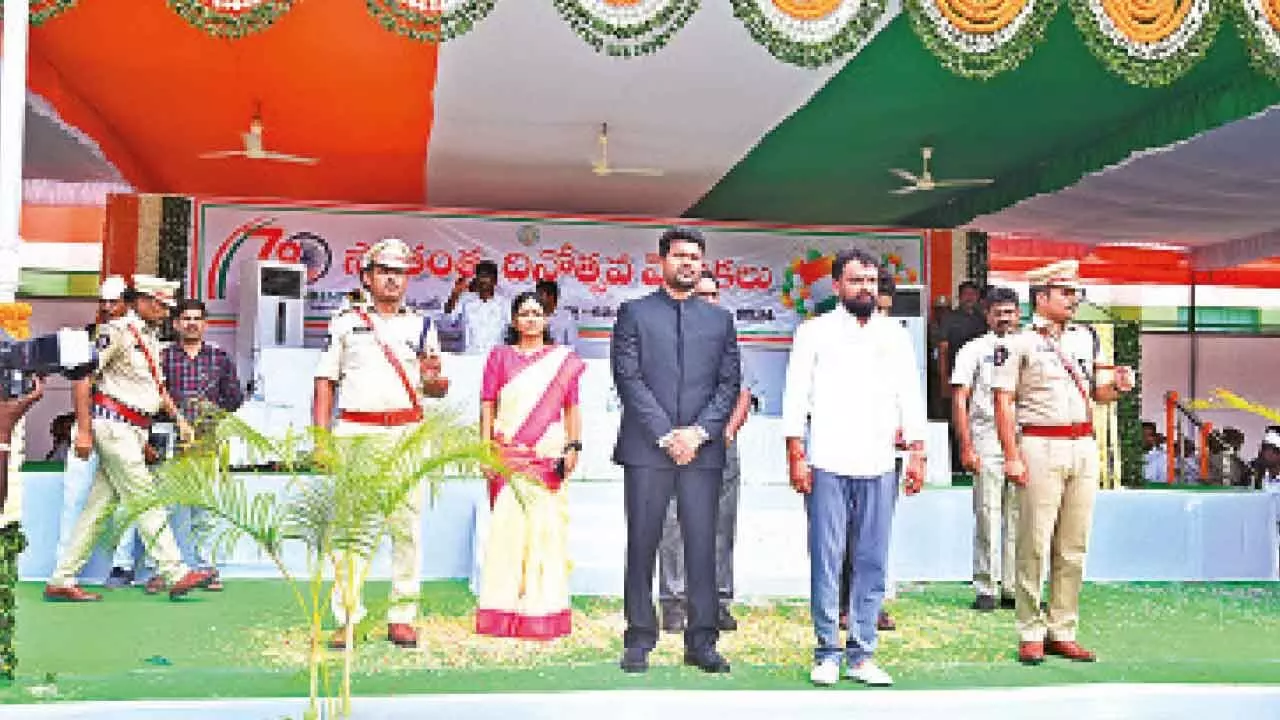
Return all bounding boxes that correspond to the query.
[338,407,423,426]
[1022,422,1093,439]
[93,392,153,429]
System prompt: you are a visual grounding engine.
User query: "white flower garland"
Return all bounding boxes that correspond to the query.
[572,0,678,27]
[917,0,1041,54]
[1083,0,1213,60]
[748,0,868,44]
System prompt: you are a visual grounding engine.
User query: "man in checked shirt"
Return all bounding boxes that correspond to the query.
[161,299,245,591]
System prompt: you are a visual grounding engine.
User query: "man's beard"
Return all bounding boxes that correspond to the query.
[843,294,875,318]
[667,272,697,292]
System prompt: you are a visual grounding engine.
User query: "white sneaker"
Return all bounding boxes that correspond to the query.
[809,658,840,686]
[845,659,893,686]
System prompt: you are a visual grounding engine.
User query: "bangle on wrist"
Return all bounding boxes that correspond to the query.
[564,441,582,453]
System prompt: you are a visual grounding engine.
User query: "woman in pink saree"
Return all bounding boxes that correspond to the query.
[476,292,585,639]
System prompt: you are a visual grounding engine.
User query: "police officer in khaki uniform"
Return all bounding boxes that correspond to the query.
[313,238,449,649]
[952,286,1022,612]
[992,260,1134,665]
[45,275,216,602]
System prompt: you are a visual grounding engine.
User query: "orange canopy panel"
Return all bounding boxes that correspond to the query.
[25,1,439,204]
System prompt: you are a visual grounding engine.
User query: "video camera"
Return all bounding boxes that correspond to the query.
[0,328,96,399]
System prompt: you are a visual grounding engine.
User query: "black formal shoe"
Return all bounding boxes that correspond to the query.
[1000,596,1017,610]
[717,606,738,632]
[104,566,134,589]
[972,594,997,612]
[661,604,686,634]
[684,648,731,674]
[620,647,650,673]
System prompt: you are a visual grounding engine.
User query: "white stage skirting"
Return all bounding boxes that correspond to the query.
[17,472,1278,591]
[7,686,1280,720]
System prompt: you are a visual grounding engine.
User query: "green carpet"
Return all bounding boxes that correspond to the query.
[2,581,1277,703]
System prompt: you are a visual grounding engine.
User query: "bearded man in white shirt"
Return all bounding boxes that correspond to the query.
[782,248,927,688]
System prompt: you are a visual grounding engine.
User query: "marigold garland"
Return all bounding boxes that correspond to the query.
[0,523,26,681]
[0,303,32,341]
[0,0,79,25]
[552,0,702,57]
[1235,0,1280,81]
[1069,0,1223,87]
[906,0,1060,79]
[166,0,297,39]
[366,0,497,42]
[730,0,893,67]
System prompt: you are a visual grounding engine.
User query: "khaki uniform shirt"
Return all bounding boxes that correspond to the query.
[992,317,1097,427]
[94,312,165,414]
[315,308,441,413]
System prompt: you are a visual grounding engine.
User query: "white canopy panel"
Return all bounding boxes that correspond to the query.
[427,1,899,217]
[972,103,1280,265]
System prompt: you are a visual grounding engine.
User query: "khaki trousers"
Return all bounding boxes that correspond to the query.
[1015,435,1098,642]
[50,419,188,587]
[329,420,424,627]
[973,432,1018,599]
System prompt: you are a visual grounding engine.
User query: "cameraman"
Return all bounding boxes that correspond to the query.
[44,276,216,602]
[1,376,44,521]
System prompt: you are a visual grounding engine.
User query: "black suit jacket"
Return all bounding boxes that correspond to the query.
[610,289,741,469]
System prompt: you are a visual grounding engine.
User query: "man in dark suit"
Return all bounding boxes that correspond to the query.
[612,227,741,674]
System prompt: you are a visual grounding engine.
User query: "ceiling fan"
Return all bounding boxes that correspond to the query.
[199,111,319,165]
[590,122,664,177]
[889,146,992,194]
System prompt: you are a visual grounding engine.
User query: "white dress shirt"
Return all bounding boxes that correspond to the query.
[782,308,927,477]
[548,307,579,348]
[449,292,509,356]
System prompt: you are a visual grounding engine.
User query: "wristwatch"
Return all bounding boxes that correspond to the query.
[564,441,583,453]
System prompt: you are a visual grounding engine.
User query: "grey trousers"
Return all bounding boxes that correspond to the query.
[658,440,741,607]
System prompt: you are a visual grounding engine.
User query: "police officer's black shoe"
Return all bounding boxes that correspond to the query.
[661,603,686,633]
[104,566,134,589]
[717,606,738,631]
[973,594,997,612]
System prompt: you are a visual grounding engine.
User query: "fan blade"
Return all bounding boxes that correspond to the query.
[890,185,920,195]
[603,167,664,177]
[257,151,319,165]
[889,168,919,183]
[198,150,248,160]
[929,178,994,188]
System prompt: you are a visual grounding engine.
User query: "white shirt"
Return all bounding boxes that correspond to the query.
[949,332,1003,432]
[449,293,509,356]
[782,309,927,477]
[548,307,579,348]
[1143,447,1168,484]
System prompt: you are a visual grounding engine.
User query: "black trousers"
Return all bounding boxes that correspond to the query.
[622,466,721,653]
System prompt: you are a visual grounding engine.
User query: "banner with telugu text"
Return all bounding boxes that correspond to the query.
[191,201,923,345]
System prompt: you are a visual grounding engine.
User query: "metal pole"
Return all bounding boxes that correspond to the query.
[1188,280,1198,409]
[0,0,31,304]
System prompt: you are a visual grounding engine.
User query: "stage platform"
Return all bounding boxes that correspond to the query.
[16,471,1279,591]
[6,685,1280,720]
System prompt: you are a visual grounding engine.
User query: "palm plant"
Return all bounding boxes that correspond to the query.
[110,406,506,719]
